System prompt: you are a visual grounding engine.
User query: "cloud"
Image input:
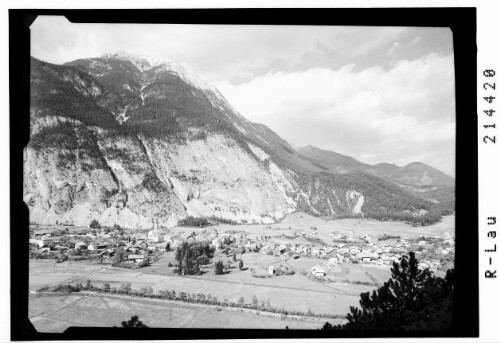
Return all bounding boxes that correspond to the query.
[31,17,410,83]
[409,35,422,45]
[30,17,455,175]
[386,41,401,56]
[215,53,456,176]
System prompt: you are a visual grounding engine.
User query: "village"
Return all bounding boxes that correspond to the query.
[29,217,455,276]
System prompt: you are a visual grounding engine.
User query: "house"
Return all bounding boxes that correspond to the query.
[336,253,344,263]
[163,235,173,243]
[381,254,393,265]
[148,229,164,243]
[34,229,52,237]
[75,242,87,250]
[155,242,169,251]
[268,266,275,275]
[382,245,393,253]
[349,248,360,256]
[359,252,372,263]
[327,257,338,265]
[127,254,145,263]
[29,238,44,248]
[311,265,326,277]
[418,262,430,270]
[88,244,95,251]
[418,240,426,246]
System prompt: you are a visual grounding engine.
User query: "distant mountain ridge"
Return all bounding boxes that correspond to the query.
[297,145,454,187]
[296,145,455,209]
[24,52,453,229]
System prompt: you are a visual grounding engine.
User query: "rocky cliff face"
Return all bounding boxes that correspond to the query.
[24,53,448,229]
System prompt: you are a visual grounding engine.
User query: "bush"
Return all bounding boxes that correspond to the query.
[378,234,401,241]
[51,284,80,293]
[90,219,101,229]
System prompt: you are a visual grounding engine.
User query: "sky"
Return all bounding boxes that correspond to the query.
[31,16,456,176]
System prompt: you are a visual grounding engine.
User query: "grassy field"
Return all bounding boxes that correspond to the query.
[29,293,337,332]
[29,258,367,316]
[222,213,455,242]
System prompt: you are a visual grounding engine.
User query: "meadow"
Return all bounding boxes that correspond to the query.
[29,293,333,332]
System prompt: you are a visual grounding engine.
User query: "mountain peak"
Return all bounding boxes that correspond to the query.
[100,51,167,69]
[98,51,212,91]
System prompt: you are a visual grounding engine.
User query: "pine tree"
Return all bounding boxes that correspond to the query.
[215,260,224,275]
[323,252,454,331]
[121,315,148,328]
[239,259,244,270]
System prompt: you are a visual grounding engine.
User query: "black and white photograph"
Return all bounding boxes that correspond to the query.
[5,6,484,341]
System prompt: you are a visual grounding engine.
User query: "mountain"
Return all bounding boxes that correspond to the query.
[24,53,452,229]
[385,162,455,187]
[297,145,455,210]
[296,145,373,174]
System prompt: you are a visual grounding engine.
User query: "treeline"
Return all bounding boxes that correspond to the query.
[44,280,343,320]
[378,234,401,241]
[174,241,215,275]
[177,216,209,227]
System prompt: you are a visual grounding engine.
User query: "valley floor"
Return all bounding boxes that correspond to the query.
[28,214,455,332]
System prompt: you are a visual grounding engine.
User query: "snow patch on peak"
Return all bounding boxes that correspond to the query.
[100,51,214,91]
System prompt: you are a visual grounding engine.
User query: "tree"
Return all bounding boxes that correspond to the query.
[239,259,244,270]
[198,254,209,265]
[215,260,224,275]
[322,322,333,330]
[119,282,132,294]
[89,219,101,229]
[323,252,454,331]
[252,295,258,306]
[266,298,271,308]
[175,247,182,261]
[233,252,237,262]
[112,248,124,267]
[238,296,245,305]
[121,315,148,329]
